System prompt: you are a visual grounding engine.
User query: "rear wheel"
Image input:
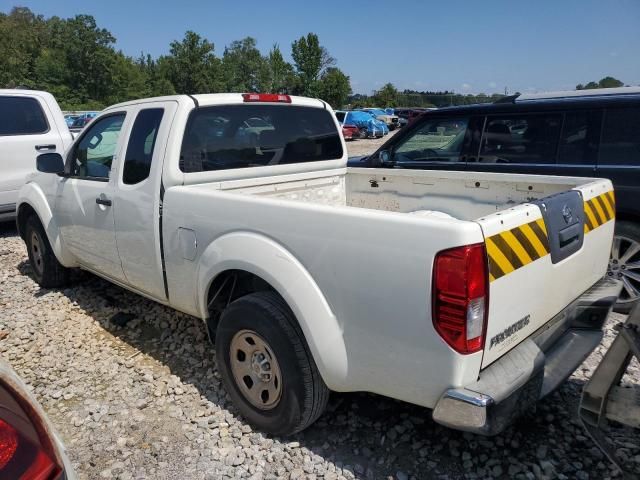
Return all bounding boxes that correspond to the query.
[24,215,69,288]
[610,221,640,313]
[215,291,329,435]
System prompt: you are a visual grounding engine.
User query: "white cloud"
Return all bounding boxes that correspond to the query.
[462,83,472,91]
[488,81,497,88]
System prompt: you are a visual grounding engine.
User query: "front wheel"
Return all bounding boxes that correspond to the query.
[215,291,329,435]
[610,221,640,313]
[24,215,69,288]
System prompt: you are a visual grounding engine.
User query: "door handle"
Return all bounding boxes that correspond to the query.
[35,144,56,151]
[95,197,112,207]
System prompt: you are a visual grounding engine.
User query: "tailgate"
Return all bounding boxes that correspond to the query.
[477,179,615,368]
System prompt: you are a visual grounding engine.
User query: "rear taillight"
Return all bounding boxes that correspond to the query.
[432,243,489,354]
[0,386,62,480]
[343,124,357,129]
[242,93,291,103]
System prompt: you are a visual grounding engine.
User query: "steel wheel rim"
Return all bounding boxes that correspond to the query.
[30,232,44,277]
[609,234,640,304]
[229,329,282,410]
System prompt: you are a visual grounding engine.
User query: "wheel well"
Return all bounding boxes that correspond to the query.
[205,269,276,339]
[16,203,37,240]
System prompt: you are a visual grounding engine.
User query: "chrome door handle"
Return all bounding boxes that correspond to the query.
[95,197,112,207]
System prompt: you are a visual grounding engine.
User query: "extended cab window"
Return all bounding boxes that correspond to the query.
[0,96,48,135]
[599,107,640,166]
[70,114,125,179]
[479,114,561,164]
[179,105,342,172]
[123,108,164,184]
[393,117,469,163]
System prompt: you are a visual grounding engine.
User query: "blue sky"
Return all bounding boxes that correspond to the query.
[3,0,639,95]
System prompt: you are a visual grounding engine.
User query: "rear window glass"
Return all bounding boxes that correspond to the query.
[599,107,640,166]
[0,96,48,135]
[179,105,343,172]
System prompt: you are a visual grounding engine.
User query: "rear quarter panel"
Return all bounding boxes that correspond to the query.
[163,184,486,408]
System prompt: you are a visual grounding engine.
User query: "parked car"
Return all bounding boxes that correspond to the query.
[69,112,99,133]
[0,89,73,222]
[361,108,400,130]
[64,114,79,127]
[0,358,75,479]
[395,107,432,124]
[351,86,640,311]
[18,92,617,438]
[335,110,385,138]
[341,124,360,141]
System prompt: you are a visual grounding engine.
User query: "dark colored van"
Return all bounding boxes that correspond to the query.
[350,87,640,311]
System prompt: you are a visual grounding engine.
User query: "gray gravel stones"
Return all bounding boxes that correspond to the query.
[1,222,639,479]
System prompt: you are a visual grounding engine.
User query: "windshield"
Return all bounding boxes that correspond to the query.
[180,105,343,172]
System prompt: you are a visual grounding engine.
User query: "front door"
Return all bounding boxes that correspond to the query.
[56,112,129,282]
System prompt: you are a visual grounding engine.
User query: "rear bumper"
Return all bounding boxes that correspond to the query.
[432,277,622,435]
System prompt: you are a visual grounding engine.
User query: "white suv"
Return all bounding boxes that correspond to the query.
[0,90,72,221]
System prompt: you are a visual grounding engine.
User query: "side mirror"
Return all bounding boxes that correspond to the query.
[36,153,65,175]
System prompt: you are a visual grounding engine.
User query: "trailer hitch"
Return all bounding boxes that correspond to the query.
[579,304,640,479]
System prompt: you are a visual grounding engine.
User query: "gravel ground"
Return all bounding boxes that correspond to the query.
[345,129,398,158]
[1,218,639,479]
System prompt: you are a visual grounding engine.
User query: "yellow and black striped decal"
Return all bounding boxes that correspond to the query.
[486,219,550,282]
[583,191,615,233]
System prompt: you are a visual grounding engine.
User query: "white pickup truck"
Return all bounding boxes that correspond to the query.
[17,93,620,436]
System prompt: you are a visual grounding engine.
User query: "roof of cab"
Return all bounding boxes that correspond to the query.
[105,93,328,111]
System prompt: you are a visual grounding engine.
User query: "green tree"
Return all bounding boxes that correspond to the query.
[577,77,624,90]
[317,67,351,108]
[164,31,217,94]
[291,33,335,96]
[222,37,268,92]
[598,76,624,88]
[267,44,295,93]
[374,83,399,107]
[0,7,47,88]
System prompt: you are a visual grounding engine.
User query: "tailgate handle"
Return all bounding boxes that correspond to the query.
[559,223,581,248]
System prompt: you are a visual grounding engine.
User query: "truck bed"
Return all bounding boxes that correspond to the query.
[164,166,614,406]
[198,167,614,365]
[217,167,590,221]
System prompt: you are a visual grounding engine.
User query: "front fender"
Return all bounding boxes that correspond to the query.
[196,232,349,390]
[18,183,77,267]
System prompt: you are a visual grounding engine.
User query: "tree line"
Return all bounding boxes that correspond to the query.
[1,7,632,111]
[0,7,352,110]
[350,83,507,108]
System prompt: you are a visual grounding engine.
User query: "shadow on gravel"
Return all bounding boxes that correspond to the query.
[13,250,637,479]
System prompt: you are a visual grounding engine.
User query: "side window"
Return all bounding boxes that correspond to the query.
[599,107,640,166]
[394,117,469,162]
[70,114,125,179]
[557,110,600,165]
[0,96,48,135]
[479,114,561,164]
[123,109,164,185]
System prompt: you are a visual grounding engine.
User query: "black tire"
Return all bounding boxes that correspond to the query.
[612,221,640,313]
[216,291,329,435]
[24,215,69,288]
